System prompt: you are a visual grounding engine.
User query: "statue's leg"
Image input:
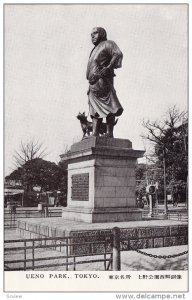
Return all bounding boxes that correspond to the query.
[106,114,115,138]
[92,116,102,137]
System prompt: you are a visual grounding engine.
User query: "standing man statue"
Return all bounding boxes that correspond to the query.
[86,27,124,138]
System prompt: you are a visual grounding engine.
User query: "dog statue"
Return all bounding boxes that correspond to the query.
[77,112,118,139]
[77,112,93,138]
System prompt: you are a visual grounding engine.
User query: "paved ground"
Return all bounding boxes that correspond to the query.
[4,229,188,271]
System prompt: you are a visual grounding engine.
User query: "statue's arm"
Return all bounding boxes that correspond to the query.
[99,41,123,77]
[108,52,122,69]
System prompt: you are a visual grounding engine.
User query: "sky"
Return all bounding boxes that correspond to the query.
[4,4,188,176]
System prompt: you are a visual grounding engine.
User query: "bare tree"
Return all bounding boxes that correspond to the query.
[13,140,47,167]
[142,106,187,216]
[143,107,184,143]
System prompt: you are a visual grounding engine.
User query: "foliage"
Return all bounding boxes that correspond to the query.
[5,167,24,180]
[135,163,146,181]
[57,160,68,193]
[6,139,69,200]
[142,106,188,191]
[22,158,61,192]
[6,158,68,193]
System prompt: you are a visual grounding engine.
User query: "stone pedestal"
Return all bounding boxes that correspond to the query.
[60,136,144,223]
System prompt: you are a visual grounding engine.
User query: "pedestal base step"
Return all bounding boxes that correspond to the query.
[62,206,142,223]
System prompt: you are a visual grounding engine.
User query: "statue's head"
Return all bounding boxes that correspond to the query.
[91,27,107,46]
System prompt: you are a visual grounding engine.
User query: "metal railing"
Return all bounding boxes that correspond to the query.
[4,235,113,271]
[167,212,188,221]
[4,226,188,271]
[142,210,188,221]
[108,227,188,271]
[4,209,62,229]
[4,208,62,218]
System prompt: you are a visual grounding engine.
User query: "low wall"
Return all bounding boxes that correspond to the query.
[16,219,188,255]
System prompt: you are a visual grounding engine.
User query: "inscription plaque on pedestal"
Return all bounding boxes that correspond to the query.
[71,173,89,201]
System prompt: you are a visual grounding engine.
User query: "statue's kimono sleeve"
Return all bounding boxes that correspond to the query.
[105,40,123,69]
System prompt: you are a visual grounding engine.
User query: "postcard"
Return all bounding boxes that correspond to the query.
[3,3,189,296]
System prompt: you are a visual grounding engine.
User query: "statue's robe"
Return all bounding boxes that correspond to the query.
[86,40,124,118]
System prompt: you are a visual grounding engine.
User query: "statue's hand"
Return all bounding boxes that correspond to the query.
[89,77,95,85]
[89,74,99,85]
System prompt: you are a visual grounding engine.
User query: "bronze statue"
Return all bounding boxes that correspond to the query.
[86,27,123,137]
[77,112,118,139]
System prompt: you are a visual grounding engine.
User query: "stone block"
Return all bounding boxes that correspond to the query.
[74,211,92,222]
[130,239,147,250]
[49,228,57,237]
[115,167,135,177]
[116,186,135,198]
[126,197,136,206]
[170,226,179,236]
[93,209,142,222]
[177,236,187,245]
[96,166,116,176]
[103,176,122,187]
[121,228,138,239]
[151,226,170,237]
[94,197,104,207]
[185,235,188,244]
[103,197,127,207]
[117,198,130,207]
[95,186,116,198]
[164,237,178,247]
[68,159,95,171]
[103,176,135,187]
[55,229,64,237]
[18,221,25,230]
[96,158,135,167]
[178,225,188,236]
[146,238,154,248]
[154,238,164,248]
[127,176,136,187]
[40,226,49,236]
[36,225,40,234]
[138,228,153,238]
[95,175,104,187]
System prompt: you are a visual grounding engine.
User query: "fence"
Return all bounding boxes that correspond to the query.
[4,226,188,271]
[4,235,113,271]
[4,209,62,229]
[108,227,188,271]
[142,210,188,221]
[167,212,188,221]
